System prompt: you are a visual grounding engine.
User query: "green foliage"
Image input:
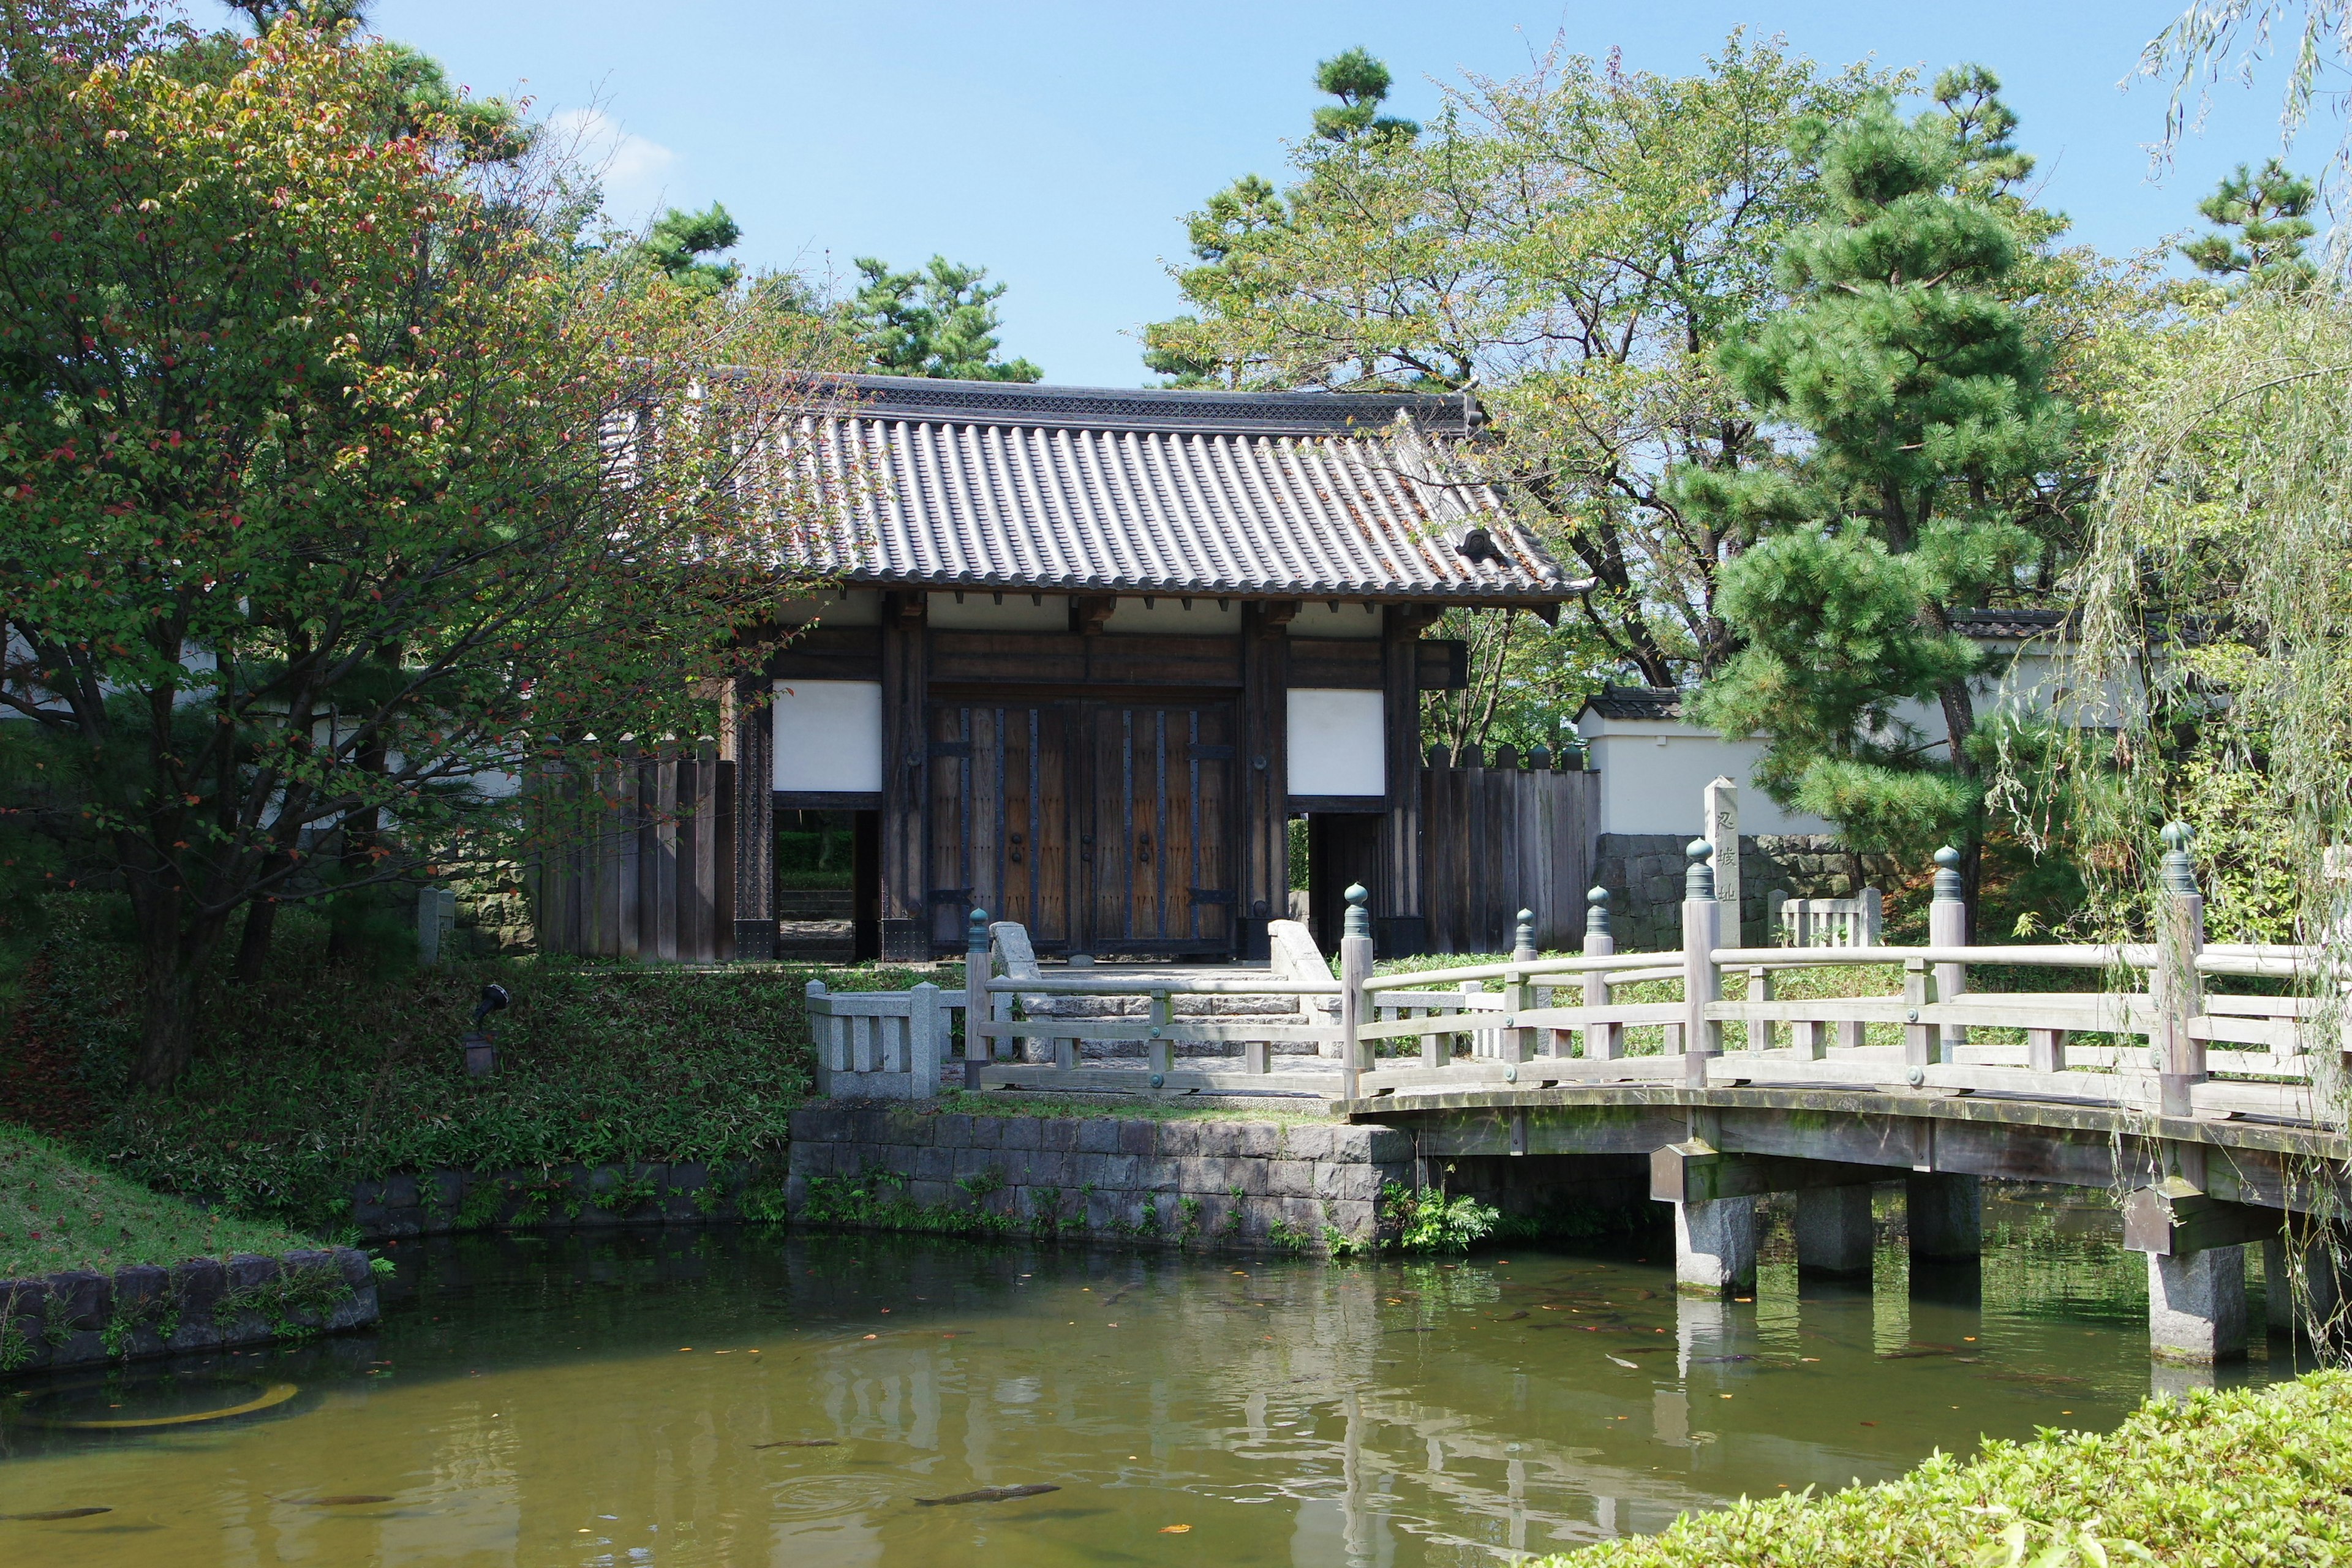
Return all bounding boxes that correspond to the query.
[1145,34,1895,701]
[1310,47,1418,143]
[848,256,1041,381]
[2182,159,2318,292]
[1264,1217,1313,1254]
[0,8,843,1088]
[1545,1371,2352,1567]
[0,1123,308,1278]
[627,202,745,300]
[1686,67,2069,858]
[10,898,895,1232]
[1376,1178,1498,1254]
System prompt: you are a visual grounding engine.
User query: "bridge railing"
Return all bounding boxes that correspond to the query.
[1339,827,2346,1126]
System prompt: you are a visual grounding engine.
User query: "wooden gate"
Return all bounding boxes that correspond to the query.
[926,696,1238,956]
[1419,746,1597,954]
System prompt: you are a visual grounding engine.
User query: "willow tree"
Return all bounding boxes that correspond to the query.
[2043,282,2352,954]
[0,5,844,1087]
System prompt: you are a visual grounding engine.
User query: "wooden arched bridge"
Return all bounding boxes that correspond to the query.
[808,826,2350,1366]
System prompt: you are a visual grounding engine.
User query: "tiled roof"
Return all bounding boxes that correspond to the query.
[1946,608,2068,641]
[758,375,1568,603]
[1579,685,1684,721]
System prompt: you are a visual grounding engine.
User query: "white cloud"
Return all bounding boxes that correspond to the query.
[543,107,679,227]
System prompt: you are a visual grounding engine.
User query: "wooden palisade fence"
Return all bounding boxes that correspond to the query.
[1419,744,1598,954]
[533,748,736,962]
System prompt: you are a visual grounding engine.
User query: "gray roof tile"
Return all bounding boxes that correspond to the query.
[764,375,1567,602]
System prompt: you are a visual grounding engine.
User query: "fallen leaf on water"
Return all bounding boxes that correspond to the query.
[1160,1525,1192,1534]
[862,1334,878,1341]
[1859,1420,1877,1427]
[296,1496,396,1507]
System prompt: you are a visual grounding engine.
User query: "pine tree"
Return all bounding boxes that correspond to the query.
[636,203,744,299]
[1311,47,1419,142]
[848,256,1041,382]
[2181,158,2318,292]
[1680,67,2070,864]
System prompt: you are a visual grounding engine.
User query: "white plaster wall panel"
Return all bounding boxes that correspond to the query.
[1287,688,1386,797]
[1578,718,1833,837]
[773,589,884,627]
[925,592,1072,631]
[1101,596,1241,634]
[1287,601,1384,639]
[772,679,883,792]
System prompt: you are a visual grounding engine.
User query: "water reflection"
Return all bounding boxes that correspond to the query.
[0,1187,2301,1566]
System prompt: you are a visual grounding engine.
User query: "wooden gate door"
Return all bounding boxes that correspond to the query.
[1076,699,1237,956]
[925,699,1076,949]
[926,696,1237,956]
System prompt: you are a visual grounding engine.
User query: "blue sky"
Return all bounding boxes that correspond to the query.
[371,1,2310,386]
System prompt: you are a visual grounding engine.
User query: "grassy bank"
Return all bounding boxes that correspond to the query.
[1550,1371,2352,1566]
[0,1126,309,1278]
[2,899,925,1234]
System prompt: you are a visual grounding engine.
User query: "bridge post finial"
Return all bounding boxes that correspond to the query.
[1932,845,1965,903]
[1684,838,1715,902]
[967,906,992,952]
[2160,821,2199,897]
[1585,885,1611,940]
[1512,908,1537,963]
[1343,883,1372,942]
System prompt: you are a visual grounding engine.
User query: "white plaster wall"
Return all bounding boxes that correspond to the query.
[1102,595,1240,634]
[774,588,884,627]
[1288,601,1384,639]
[1579,719,1833,837]
[1287,688,1385,797]
[925,592,1071,631]
[772,679,883,792]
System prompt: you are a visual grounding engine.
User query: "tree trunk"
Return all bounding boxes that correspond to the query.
[132,925,222,1091]
[232,894,279,984]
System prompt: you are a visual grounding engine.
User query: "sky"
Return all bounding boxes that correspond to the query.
[366,0,2319,388]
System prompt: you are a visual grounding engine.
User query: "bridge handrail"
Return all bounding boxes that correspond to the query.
[1710,944,2157,970]
[1360,950,1674,991]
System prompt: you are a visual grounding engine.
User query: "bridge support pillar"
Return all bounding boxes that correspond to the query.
[2147,1245,2247,1365]
[1673,1197,1755,1296]
[1906,1174,1981,1262]
[2263,1235,2346,1341]
[1795,1185,1875,1277]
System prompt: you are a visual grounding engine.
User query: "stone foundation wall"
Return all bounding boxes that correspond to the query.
[0,1246,378,1376]
[788,1107,1412,1254]
[1593,833,1904,951]
[352,1159,759,1238]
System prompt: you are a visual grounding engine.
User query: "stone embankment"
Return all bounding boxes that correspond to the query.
[0,1247,378,1376]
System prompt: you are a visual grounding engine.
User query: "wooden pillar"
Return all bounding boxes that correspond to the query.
[731,678,774,960]
[1238,601,1294,961]
[878,592,930,961]
[1378,606,1436,956]
[1680,840,1722,1084]
[2155,821,2208,1118]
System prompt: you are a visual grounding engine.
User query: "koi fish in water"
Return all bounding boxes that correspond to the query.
[913,1485,1060,1507]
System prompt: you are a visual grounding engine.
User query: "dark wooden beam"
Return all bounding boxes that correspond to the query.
[1650,1140,1892,1204]
[877,605,930,960]
[1238,601,1290,960]
[1071,595,1117,636]
[2124,1177,2286,1257]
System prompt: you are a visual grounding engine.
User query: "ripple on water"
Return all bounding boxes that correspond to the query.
[764,1473,902,1520]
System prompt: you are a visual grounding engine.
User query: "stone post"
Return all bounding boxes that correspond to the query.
[1795,1185,1876,1278]
[1339,884,1374,1101]
[2149,1246,2248,1365]
[1504,908,1537,1064]
[1929,845,1969,1061]
[910,981,943,1100]
[1907,1173,1983,1262]
[1583,887,1619,1060]
[963,907,992,1090]
[2154,821,2208,1118]
[1705,775,1741,941]
[1675,1195,1756,1295]
[1681,840,1722,1084]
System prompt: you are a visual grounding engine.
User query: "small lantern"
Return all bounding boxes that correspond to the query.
[462,982,510,1077]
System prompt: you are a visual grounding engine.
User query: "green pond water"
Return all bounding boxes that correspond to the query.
[0,1187,2302,1566]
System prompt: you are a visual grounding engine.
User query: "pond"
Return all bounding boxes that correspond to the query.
[0,1188,2301,1566]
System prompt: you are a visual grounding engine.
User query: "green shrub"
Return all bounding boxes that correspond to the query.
[1548,1371,2352,1567]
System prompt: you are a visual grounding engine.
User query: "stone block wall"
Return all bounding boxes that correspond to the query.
[351,1160,754,1238]
[0,1246,378,1375]
[1593,833,1903,952]
[786,1107,1414,1254]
